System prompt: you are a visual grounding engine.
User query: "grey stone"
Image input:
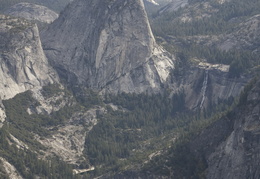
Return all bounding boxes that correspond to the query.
[191,79,260,179]
[0,15,59,100]
[42,0,174,94]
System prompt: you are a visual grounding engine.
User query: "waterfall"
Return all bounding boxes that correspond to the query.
[200,70,209,109]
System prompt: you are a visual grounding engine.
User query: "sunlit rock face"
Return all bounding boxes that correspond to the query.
[0,15,58,100]
[0,15,58,127]
[42,0,174,94]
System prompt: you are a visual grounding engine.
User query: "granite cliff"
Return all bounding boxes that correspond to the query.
[170,64,249,110]
[191,78,260,179]
[0,15,58,100]
[42,0,174,94]
[0,15,58,126]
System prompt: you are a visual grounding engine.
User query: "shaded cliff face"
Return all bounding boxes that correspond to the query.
[42,0,174,93]
[0,15,58,100]
[191,78,260,179]
[171,65,249,110]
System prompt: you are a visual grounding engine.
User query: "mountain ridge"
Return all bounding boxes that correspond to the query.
[0,0,259,178]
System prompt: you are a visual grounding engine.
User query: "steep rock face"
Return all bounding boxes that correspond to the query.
[191,78,260,179]
[0,15,58,100]
[171,63,249,110]
[42,0,174,93]
[4,3,59,24]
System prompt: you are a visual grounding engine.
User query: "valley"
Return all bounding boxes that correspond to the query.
[0,0,259,178]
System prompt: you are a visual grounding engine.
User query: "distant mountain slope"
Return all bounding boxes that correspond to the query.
[150,0,260,77]
[4,2,58,23]
[158,0,188,14]
[216,14,260,52]
[171,13,260,53]
[0,0,71,12]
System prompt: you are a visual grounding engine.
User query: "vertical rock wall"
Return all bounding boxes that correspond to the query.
[42,0,174,93]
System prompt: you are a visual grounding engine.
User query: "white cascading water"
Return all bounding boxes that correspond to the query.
[200,70,209,109]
